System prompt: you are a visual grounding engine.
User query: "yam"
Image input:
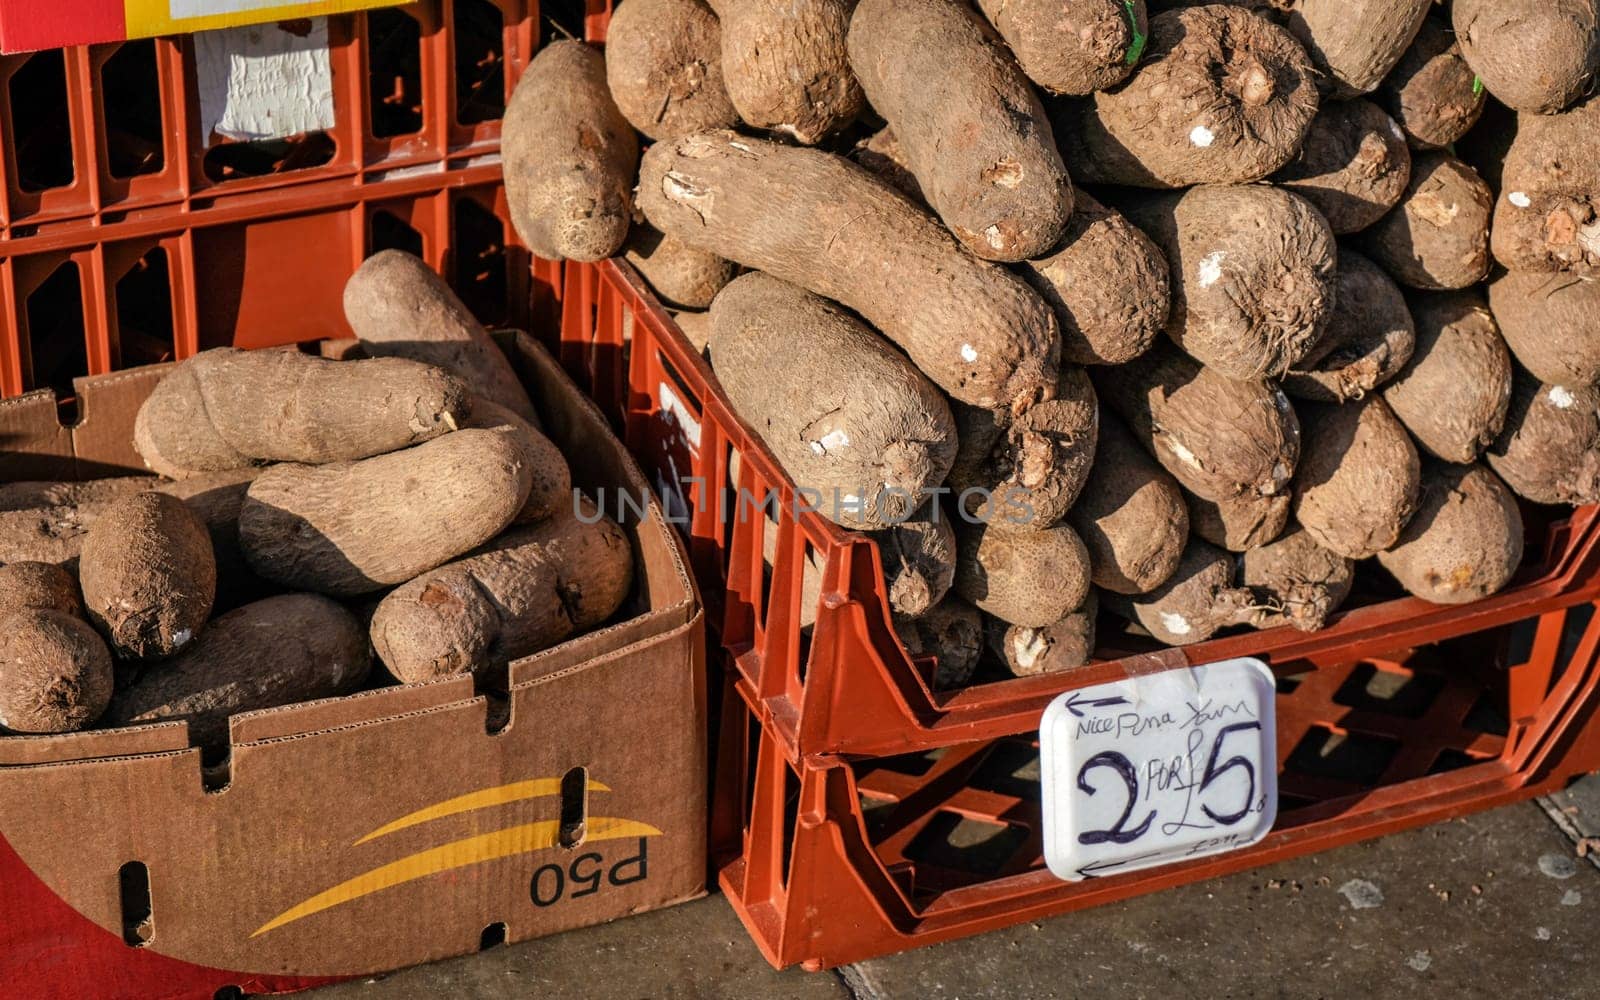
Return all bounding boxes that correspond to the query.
[1059,5,1319,187]
[1377,17,1486,151]
[986,590,1098,677]
[1272,99,1412,235]
[1363,152,1492,290]
[673,310,714,356]
[1284,0,1430,98]
[947,366,1097,531]
[1018,190,1170,366]
[1488,272,1600,389]
[977,0,1144,96]
[708,273,957,530]
[1095,345,1300,502]
[1067,413,1188,595]
[0,610,113,734]
[1292,397,1421,559]
[1101,539,1257,645]
[848,0,1074,262]
[1453,0,1600,115]
[637,131,1060,411]
[342,250,538,423]
[1282,249,1415,403]
[1487,371,1600,506]
[1187,490,1290,552]
[708,0,863,144]
[464,398,572,524]
[954,521,1091,627]
[1377,463,1524,605]
[0,562,82,618]
[1240,525,1354,632]
[604,0,737,140]
[503,40,638,262]
[896,598,984,690]
[78,493,216,660]
[850,127,924,204]
[239,429,532,596]
[103,594,370,750]
[1382,292,1513,463]
[0,476,153,511]
[1122,184,1336,380]
[371,500,633,684]
[622,224,736,310]
[877,513,958,620]
[1490,96,1600,278]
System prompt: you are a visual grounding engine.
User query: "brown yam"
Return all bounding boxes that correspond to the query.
[708,273,957,530]
[637,131,1060,411]
[133,347,469,478]
[239,429,532,596]
[896,598,984,690]
[1487,371,1600,505]
[1284,0,1430,98]
[1292,397,1421,559]
[1383,292,1513,463]
[464,398,572,524]
[1240,525,1354,632]
[0,610,113,733]
[604,0,737,140]
[1377,17,1486,150]
[103,594,370,750]
[977,0,1144,95]
[1273,100,1412,234]
[503,41,638,262]
[0,476,154,511]
[987,591,1097,677]
[1187,490,1290,552]
[1490,96,1600,278]
[1282,249,1415,403]
[1100,539,1256,645]
[708,0,863,144]
[1453,0,1600,115]
[79,493,216,660]
[948,366,1097,531]
[1018,190,1170,366]
[622,224,736,310]
[954,521,1091,627]
[673,310,714,356]
[1095,345,1300,502]
[849,127,925,203]
[0,562,82,618]
[1124,184,1335,380]
[1377,463,1524,605]
[1067,413,1188,594]
[371,501,633,684]
[1363,152,1492,290]
[1060,5,1319,187]
[877,513,958,620]
[1488,272,1600,388]
[848,0,1074,262]
[342,250,537,423]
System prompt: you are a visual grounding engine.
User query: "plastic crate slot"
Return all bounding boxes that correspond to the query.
[901,811,1031,884]
[559,764,588,848]
[780,765,800,892]
[1331,663,1447,719]
[113,248,176,370]
[966,739,1042,800]
[1284,725,1400,788]
[478,922,508,950]
[1429,749,1489,775]
[23,260,88,417]
[371,208,426,258]
[1275,671,1308,695]
[368,7,425,139]
[100,41,166,179]
[539,0,589,49]
[452,194,509,324]
[1553,603,1597,682]
[8,50,75,193]
[118,861,154,947]
[202,132,338,182]
[453,0,509,125]
[1463,693,1511,737]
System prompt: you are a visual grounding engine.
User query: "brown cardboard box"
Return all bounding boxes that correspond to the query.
[0,335,706,999]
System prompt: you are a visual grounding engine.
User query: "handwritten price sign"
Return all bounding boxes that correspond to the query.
[1041,658,1278,881]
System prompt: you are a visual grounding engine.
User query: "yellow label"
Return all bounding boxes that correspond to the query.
[123,0,406,38]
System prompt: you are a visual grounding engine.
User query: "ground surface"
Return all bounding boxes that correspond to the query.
[304,777,1600,1000]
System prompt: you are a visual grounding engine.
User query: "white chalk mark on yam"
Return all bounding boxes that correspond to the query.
[1160,612,1192,636]
[1509,191,1532,208]
[1549,385,1577,409]
[1198,251,1227,288]
[1189,125,1215,148]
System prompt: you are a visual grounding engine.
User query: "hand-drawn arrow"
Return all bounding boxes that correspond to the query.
[1063,691,1130,718]
[1075,851,1165,879]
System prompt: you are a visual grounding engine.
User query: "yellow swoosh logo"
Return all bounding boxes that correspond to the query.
[253,817,660,938]
[353,778,612,845]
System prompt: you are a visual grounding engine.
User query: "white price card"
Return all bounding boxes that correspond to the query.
[1040,658,1278,881]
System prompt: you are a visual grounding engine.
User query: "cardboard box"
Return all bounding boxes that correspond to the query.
[0,335,707,999]
[0,0,408,54]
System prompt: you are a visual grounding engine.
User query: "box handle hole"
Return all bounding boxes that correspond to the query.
[118,861,154,947]
[559,765,587,848]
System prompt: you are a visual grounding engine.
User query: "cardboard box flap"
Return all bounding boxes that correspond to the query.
[0,389,74,482]
[227,677,478,746]
[70,367,166,479]
[0,723,191,766]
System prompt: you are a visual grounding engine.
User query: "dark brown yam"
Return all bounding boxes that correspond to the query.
[1382,292,1513,464]
[1487,371,1600,506]
[1292,397,1421,559]
[636,131,1061,411]
[948,366,1097,532]
[1363,152,1492,290]
[343,249,538,423]
[622,224,736,310]
[1377,17,1486,150]
[1284,0,1430,98]
[707,0,863,144]
[1060,5,1319,187]
[877,513,958,620]
[464,398,572,524]
[1019,190,1170,366]
[976,0,1144,95]
[503,41,638,262]
[0,562,82,618]
[1094,344,1301,502]
[1123,185,1336,380]
[1490,96,1600,278]
[1273,99,1411,235]
[1453,0,1600,115]
[1067,413,1188,594]
[848,0,1074,262]
[78,493,216,661]
[0,610,113,733]
[708,273,958,530]
[1488,271,1600,388]
[986,590,1098,677]
[1186,490,1289,553]
[1240,525,1354,632]
[604,0,737,140]
[954,521,1092,627]
[896,598,985,690]
[1100,538,1257,645]
[1282,249,1415,403]
[103,594,370,751]
[1377,462,1524,605]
